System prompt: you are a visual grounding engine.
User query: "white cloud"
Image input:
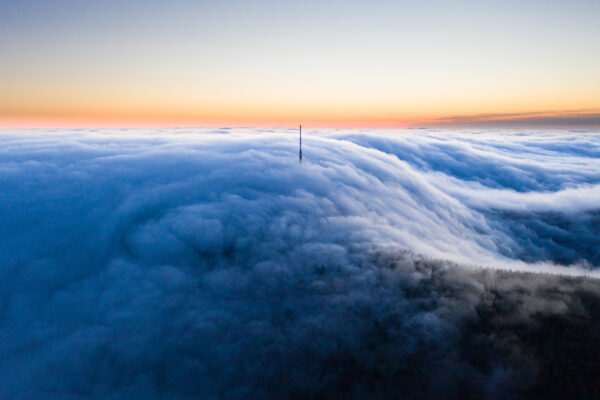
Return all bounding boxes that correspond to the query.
[0,128,599,399]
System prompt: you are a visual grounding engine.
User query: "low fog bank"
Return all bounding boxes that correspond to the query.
[0,128,599,399]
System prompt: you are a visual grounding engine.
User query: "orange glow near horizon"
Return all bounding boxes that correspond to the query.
[3,73,600,128]
[0,113,421,129]
[3,104,600,129]
[2,113,600,129]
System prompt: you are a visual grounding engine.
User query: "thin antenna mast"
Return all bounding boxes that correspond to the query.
[299,124,302,162]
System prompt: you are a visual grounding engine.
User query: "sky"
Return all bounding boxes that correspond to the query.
[1,0,600,128]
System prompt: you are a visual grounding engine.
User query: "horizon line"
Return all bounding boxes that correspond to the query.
[2,109,600,130]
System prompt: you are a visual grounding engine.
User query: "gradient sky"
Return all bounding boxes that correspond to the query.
[1,0,600,128]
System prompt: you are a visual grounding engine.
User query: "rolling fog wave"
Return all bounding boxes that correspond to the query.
[1,128,599,399]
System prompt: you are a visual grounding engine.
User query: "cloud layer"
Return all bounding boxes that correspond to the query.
[428,109,600,128]
[1,128,599,399]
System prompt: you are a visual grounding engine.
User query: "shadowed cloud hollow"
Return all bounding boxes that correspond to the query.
[0,128,599,399]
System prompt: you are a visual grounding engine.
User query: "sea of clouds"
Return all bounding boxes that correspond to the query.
[0,128,599,399]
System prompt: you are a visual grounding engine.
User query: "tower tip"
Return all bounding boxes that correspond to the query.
[299,124,302,162]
